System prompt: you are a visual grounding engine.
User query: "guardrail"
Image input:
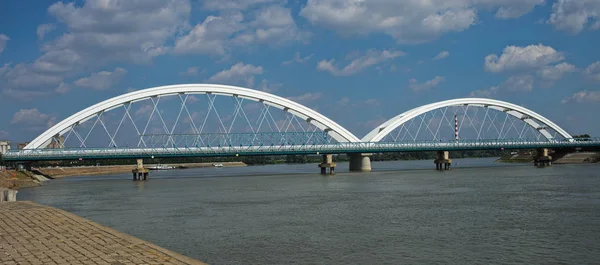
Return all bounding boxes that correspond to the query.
[4,138,600,161]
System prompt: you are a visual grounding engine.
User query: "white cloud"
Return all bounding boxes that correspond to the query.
[207,62,263,87]
[0,130,8,139]
[1,1,190,100]
[562,90,600,104]
[317,49,405,76]
[469,75,535,97]
[538,62,576,81]
[0,34,9,55]
[433,51,450,60]
[11,109,57,129]
[583,61,600,82]
[282,52,314,65]
[548,0,600,34]
[409,76,446,92]
[300,0,544,44]
[47,0,190,65]
[175,6,309,56]
[202,0,279,10]
[179,67,202,77]
[485,44,565,73]
[257,79,282,93]
[36,24,55,40]
[470,86,500,97]
[287,92,323,103]
[74,68,127,90]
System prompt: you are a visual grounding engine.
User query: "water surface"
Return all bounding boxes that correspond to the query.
[19,158,600,264]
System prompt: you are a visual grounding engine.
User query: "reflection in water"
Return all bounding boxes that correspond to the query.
[19,158,600,265]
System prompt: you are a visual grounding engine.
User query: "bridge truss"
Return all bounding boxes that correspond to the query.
[4,84,599,162]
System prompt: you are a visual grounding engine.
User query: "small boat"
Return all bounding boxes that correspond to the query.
[148,164,175,170]
[212,163,224,167]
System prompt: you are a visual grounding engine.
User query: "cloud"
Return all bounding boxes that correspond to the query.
[202,0,279,11]
[74,68,127,90]
[538,62,577,81]
[179,67,202,77]
[36,24,55,40]
[207,62,263,87]
[174,6,309,56]
[257,79,282,93]
[317,49,405,76]
[548,0,600,34]
[282,52,314,65]
[300,0,544,44]
[11,109,57,129]
[287,92,323,103]
[0,130,8,139]
[469,75,535,97]
[484,44,565,73]
[583,61,600,82]
[409,76,445,92]
[562,90,600,104]
[433,51,450,60]
[0,34,9,55]
[1,1,190,100]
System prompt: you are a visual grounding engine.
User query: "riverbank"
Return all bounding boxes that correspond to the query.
[35,161,247,178]
[496,152,600,164]
[0,201,207,264]
[0,170,42,189]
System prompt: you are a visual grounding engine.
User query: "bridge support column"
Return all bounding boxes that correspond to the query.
[434,151,452,171]
[534,148,552,167]
[349,153,372,172]
[132,159,149,181]
[319,154,336,175]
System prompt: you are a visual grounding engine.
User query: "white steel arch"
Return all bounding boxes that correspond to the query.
[362,98,572,142]
[26,84,361,149]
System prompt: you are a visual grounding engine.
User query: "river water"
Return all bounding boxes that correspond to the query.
[18,158,600,264]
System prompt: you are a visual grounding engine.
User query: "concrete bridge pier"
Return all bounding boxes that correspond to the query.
[319,154,336,175]
[534,148,552,167]
[434,151,452,171]
[348,153,372,172]
[132,159,149,181]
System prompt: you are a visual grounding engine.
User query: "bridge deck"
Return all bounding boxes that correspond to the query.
[4,139,600,161]
[0,201,206,265]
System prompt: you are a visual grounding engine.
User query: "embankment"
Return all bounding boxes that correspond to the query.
[35,161,247,178]
[0,170,43,189]
[497,152,600,164]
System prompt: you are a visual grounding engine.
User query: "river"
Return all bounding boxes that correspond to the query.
[18,158,600,264]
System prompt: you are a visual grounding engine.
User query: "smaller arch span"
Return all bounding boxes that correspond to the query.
[362,98,572,142]
[26,84,361,150]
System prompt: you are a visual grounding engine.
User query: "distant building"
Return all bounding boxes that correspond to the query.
[18,142,30,150]
[0,140,10,154]
[47,135,65,149]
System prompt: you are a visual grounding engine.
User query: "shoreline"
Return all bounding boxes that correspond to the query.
[0,162,247,189]
[36,161,248,178]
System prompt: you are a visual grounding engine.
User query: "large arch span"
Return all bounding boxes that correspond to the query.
[25,84,361,149]
[26,88,573,150]
[362,98,572,142]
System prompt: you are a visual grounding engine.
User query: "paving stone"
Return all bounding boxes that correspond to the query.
[0,202,207,265]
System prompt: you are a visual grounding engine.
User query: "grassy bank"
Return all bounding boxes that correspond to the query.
[0,170,41,189]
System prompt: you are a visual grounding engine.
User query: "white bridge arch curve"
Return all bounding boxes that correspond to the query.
[26,84,361,149]
[362,98,572,142]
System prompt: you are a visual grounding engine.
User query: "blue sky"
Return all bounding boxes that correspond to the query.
[1,0,600,145]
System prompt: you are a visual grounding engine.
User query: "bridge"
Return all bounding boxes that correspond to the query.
[4,84,600,173]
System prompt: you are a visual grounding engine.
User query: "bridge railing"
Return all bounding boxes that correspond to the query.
[3,138,600,161]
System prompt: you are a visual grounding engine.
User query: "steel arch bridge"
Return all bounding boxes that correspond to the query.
[3,84,600,162]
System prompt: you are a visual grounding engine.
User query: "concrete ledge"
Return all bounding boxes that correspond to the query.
[0,188,17,202]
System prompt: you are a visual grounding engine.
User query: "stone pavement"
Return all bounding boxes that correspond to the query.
[0,202,207,265]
